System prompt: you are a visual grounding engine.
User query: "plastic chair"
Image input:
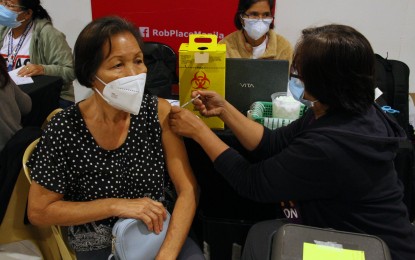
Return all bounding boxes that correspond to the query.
[41,108,63,129]
[22,138,76,260]
[22,138,39,182]
[0,170,62,260]
[0,159,61,259]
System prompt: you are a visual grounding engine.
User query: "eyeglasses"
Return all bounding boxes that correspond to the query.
[0,0,25,10]
[241,12,273,20]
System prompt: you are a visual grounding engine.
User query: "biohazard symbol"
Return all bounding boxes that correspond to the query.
[190,71,210,89]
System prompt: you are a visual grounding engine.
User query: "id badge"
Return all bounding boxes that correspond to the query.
[7,57,13,72]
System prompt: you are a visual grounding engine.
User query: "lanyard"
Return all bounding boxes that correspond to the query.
[7,21,33,71]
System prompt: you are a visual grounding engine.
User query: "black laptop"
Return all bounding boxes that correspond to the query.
[225,58,289,114]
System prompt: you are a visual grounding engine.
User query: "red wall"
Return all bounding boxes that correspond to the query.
[91,0,239,53]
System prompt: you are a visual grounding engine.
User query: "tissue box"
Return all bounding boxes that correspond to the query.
[179,34,226,129]
[250,102,307,130]
[272,96,302,120]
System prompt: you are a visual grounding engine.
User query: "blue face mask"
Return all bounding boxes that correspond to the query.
[0,5,22,28]
[288,77,318,108]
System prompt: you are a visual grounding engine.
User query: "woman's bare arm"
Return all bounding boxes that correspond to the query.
[156,99,199,260]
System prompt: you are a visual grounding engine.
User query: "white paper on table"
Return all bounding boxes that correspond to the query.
[8,68,34,85]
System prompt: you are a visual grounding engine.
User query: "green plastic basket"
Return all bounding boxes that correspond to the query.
[249,101,307,130]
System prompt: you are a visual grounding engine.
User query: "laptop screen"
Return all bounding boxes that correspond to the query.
[225,58,289,115]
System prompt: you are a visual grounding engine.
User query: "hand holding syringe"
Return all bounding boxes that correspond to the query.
[181,94,201,108]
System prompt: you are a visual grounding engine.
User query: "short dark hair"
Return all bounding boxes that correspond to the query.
[234,0,275,30]
[292,24,375,114]
[18,0,52,22]
[74,16,144,88]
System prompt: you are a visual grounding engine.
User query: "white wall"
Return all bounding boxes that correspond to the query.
[42,0,415,92]
[41,0,92,50]
[41,0,93,101]
[276,0,415,92]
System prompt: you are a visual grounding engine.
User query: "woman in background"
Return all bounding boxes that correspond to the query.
[219,0,293,61]
[0,57,30,152]
[0,0,75,108]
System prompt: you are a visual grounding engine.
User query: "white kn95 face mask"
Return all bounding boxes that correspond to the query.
[242,17,273,40]
[94,73,147,115]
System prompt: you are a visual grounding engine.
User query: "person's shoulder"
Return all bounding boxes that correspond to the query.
[219,30,242,43]
[34,19,51,30]
[157,97,171,119]
[4,79,19,90]
[1,79,25,96]
[0,80,14,95]
[143,93,159,108]
[268,30,290,44]
[140,94,169,118]
[48,106,76,126]
[0,25,8,39]
[266,30,293,61]
[35,19,66,38]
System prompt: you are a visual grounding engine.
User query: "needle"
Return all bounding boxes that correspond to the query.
[181,94,201,108]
